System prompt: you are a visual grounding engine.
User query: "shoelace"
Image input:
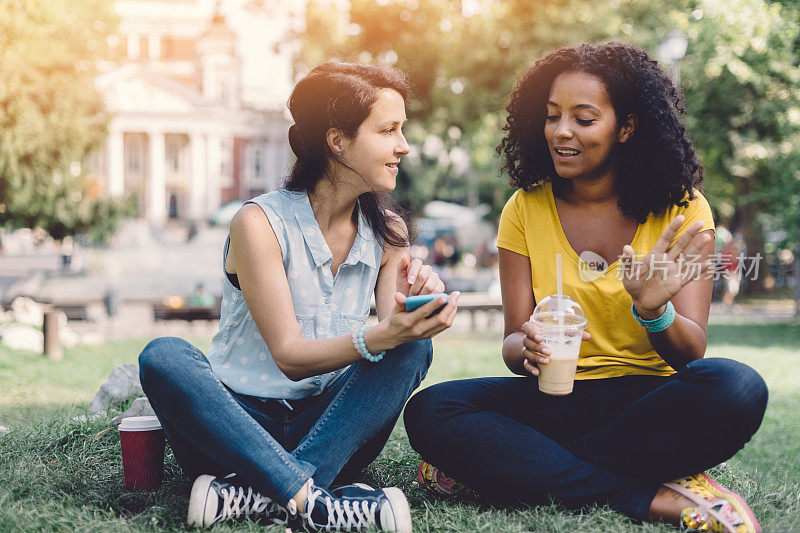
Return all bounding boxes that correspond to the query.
[680,495,752,533]
[681,507,724,532]
[217,484,289,524]
[304,485,378,531]
[669,474,751,533]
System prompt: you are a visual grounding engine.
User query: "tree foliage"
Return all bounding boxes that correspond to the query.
[678,0,800,262]
[298,0,800,290]
[0,0,137,242]
[296,0,680,215]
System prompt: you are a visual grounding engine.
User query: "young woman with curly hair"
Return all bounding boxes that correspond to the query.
[404,42,766,533]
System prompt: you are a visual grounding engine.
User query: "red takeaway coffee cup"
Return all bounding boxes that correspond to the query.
[119,415,165,491]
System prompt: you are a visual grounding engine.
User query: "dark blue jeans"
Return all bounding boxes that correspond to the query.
[403,357,767,520]
[139,337,432,505]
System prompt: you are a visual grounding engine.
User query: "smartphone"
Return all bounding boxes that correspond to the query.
[405,293,449,315]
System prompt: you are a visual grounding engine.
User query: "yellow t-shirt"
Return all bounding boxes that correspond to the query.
[496,182,715,379]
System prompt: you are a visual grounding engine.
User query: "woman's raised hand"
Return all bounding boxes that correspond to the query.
[620,216,712,317]
[519,319,591,376]
[366,253,457,352]
[371,253,458,348]
[395,253,446,296]
[365,253,461,351]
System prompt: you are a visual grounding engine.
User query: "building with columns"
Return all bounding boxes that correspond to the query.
[93,0,296,225]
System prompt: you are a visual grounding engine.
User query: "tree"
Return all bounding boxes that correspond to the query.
[678,0,800,289]
[0,0,137,242]
[298,0,800,298]
[296,0,677,216]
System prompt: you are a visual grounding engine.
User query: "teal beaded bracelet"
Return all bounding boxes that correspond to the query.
[352,323,386,363]
[631,301,676,332]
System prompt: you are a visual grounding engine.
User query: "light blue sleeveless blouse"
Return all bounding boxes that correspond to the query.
[207,189,383,399]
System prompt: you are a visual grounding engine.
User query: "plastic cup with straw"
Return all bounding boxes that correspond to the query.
[530,253,587,395]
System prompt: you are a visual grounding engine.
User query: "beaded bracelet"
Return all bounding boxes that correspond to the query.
[351,323,386,363]
[631,301,676,332]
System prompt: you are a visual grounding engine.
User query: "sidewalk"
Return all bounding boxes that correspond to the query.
[709,300,798,323]
[0,254,59,303]
[1,222,229,305]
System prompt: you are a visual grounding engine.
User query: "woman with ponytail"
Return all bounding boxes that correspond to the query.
[139,62,460,533]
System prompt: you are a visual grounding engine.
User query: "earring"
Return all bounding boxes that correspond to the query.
[336,152,342,156]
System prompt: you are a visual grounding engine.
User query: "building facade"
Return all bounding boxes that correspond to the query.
[93,0,295,224]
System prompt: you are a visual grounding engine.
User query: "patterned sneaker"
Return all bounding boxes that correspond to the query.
[187,474,292,527]
[664,472,761,533]
[417,460,477,497]
[296,478,412,532]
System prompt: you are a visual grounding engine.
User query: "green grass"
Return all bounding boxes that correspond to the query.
[0,324,798,532]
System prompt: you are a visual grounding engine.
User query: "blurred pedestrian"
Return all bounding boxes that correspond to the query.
[719,234,741,312]
[186,283,216,309]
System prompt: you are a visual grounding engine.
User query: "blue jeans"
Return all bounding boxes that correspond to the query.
[139,337,433,505]
[403,358,767,520]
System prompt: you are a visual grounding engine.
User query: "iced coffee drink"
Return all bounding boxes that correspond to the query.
[531,295,587,395]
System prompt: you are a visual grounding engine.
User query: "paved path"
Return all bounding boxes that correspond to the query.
[709,301,798,323]
[0,254,59,302]
[2,221,228,304]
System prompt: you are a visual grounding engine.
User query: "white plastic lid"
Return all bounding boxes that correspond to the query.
[531,294,587,328]
[118,415,162,431]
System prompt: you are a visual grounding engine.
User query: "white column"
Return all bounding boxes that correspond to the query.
[279,142,292,187]
[206,134,222,212]
[265,140,277,191]
[148,33,161,60]
[189,131,206,220]
[107,129,125,197]
[127,33,140,60]
[147,130,167,224]
[238,140,247,200]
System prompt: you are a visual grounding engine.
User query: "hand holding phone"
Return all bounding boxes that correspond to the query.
[405,293,449,315]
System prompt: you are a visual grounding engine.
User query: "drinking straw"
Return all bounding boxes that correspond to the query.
[556,253,564,327]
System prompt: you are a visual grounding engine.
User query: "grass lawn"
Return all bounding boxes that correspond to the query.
[0,324,798,532]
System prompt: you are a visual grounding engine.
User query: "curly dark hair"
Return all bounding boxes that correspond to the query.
[497,42,704,223]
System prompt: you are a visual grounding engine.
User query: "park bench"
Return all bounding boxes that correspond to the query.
[152,304,221,322]
[1,299,90,321]
[458,302,504,329]
[56,303,89,321]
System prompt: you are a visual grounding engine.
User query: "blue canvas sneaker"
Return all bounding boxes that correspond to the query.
[187,474,292,527]
[294,478,412,532]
